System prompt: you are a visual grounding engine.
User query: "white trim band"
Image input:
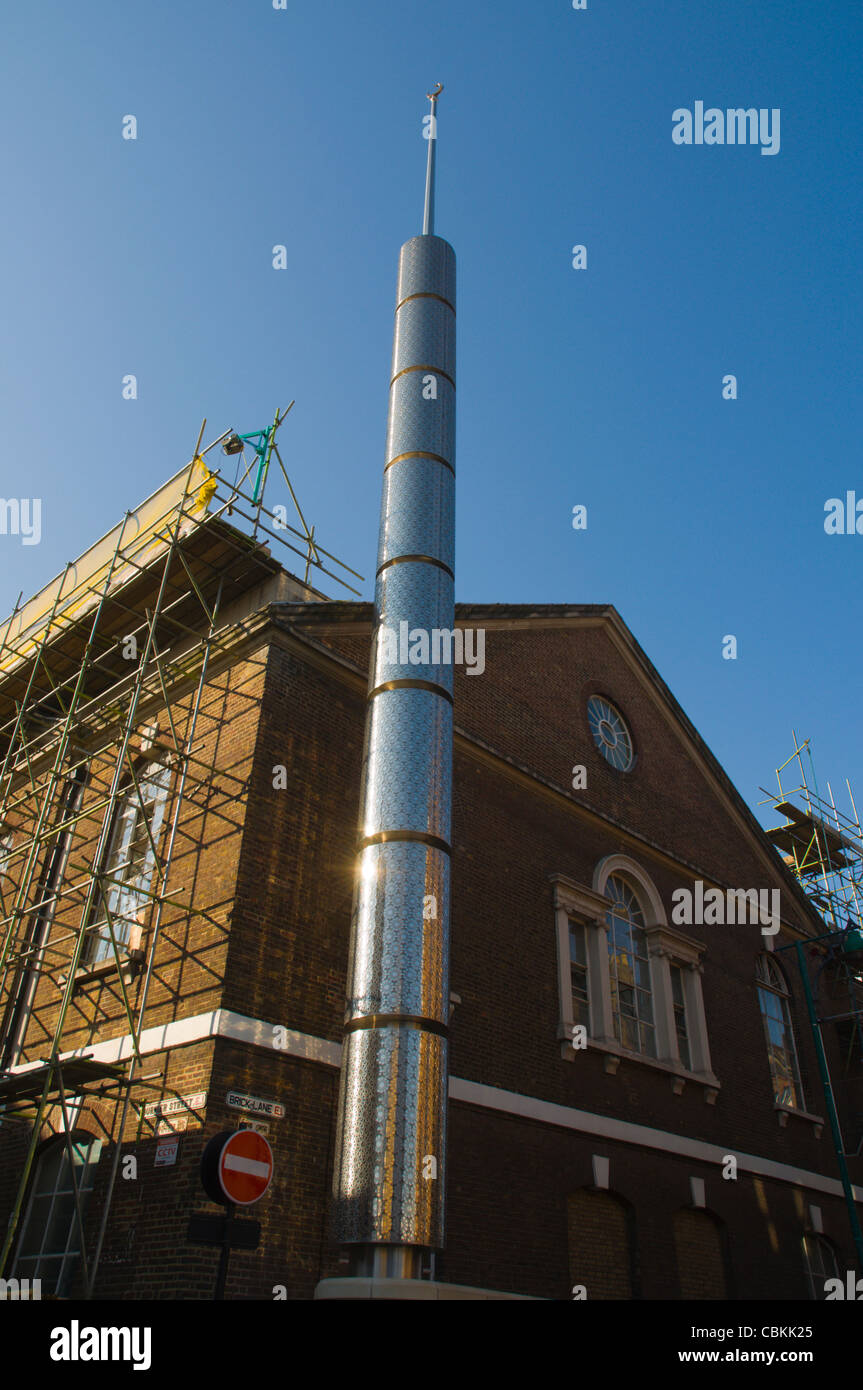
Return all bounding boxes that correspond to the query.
[12,1009,859,1204]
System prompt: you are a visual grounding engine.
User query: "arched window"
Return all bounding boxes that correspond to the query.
[554,857,717,1093]
[802,1233,840,1299]
[605,874,656,1057]
[86,760,171,965]
[756,954,805,1109]
[12,1134,102,1295]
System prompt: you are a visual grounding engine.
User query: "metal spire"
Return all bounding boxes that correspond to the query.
[328,79,456,1284]
[422,83,443,235]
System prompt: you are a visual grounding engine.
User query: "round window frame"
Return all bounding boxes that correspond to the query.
[586,694,636,773]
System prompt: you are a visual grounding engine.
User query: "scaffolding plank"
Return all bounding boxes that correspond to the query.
[0,1056,127,1105]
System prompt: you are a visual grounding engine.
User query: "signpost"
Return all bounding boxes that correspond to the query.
[191,1129,274,1299]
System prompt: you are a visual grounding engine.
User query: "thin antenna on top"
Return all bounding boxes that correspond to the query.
[422,83,443,235]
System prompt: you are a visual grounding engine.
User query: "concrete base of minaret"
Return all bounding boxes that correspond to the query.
[314,1277,538,1300]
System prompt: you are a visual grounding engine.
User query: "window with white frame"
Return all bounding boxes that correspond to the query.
[552,859,719,1095]
[587,695,635,772]
[12,1134,102,1296]
[605,875,656,1058]
[85,761,171,965]
[757,954,805,1110]
[670,963,692,1070]
[569,919,590,1030]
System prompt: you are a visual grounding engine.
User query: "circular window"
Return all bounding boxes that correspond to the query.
[587,695,634,771]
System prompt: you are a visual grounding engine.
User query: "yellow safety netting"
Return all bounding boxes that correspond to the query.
[0,456,217,679]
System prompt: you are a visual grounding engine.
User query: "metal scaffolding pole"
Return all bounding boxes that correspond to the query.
[0,412,364,1293]
[0,456,203,1276]
[85,576,225,1297]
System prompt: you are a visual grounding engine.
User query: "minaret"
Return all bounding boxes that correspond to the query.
[332,84,455,1280]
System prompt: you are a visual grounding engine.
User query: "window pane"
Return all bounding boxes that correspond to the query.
[34,1145,65,1194]
[618,985,636,1016]
[569,922,586,965]
[36,1256,65,1298]
[606,876,655,1058]
[671,966,685,1008]
[804,1235,839,1299]
[670,964,692,1069]
[569,921,590,1030]
[86,763,170,964]
[17,1195,52,1257]
[45,1196,77,1255]
[758,972,804,1109]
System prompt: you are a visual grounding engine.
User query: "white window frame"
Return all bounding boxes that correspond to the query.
[552,855,720,1099]
[85,759,171,966]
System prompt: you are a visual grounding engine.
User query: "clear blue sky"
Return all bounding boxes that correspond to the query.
[1,0,860,833]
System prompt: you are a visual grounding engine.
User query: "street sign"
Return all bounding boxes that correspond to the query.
[144,1091,207,1119]
[198,1130,273,1299]
[157,1116,187,1135]
[237,1119,269,1136]
[200,1128,273,1207]
[225,1090,284,1120]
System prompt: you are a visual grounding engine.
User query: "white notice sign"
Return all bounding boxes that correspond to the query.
[155,1136,180,1167]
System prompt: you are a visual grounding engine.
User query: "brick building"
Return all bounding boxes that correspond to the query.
[0,483,860,1299]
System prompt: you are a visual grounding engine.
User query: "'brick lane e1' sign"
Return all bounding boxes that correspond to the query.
[225,1090,285,1119]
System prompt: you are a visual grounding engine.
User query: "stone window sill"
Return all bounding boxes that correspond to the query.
[65,950,144,990]
[558,1027,720,1102]
[775,1103,824,1138]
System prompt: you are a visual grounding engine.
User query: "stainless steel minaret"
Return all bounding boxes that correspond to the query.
[332,84,455,1279]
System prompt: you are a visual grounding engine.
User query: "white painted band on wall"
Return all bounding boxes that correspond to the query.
[11,1008,860,1205]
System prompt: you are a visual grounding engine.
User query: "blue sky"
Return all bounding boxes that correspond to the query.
[1,0,860,833]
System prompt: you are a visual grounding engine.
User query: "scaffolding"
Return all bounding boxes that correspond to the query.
[762,734,863,1100]
[764,732,863,935]
[762,734,863,1271]
[0,412,362,1296]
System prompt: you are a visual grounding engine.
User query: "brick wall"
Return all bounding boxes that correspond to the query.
[1,600,859,1300]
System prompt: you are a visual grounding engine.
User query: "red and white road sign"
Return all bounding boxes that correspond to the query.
[216,1129,274,1205]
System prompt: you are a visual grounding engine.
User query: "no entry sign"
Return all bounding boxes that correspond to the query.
[201,1129,274,1207]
